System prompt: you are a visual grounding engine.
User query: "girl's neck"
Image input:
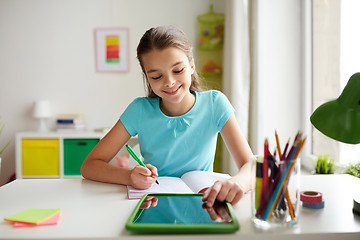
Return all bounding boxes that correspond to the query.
[160,92,196,117]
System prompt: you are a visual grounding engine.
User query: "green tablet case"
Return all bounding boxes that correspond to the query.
[125,193,239,233]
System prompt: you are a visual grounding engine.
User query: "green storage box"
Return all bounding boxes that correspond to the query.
[63,139,99,176]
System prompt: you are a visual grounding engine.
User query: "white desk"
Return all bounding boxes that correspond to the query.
[0,175,359,239]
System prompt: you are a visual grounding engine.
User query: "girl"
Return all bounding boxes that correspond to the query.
[81,25,253,207]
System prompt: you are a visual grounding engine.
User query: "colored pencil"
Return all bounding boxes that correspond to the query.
[281,139,290,160]
[255,132,306,220]
[262,139,269,202]
[275,130,282,159]
[265,137,306,220]
[263,145,298,220]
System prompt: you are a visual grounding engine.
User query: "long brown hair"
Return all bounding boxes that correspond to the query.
[137,25,202,98]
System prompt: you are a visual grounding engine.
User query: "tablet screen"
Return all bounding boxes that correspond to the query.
[133,195,233,225]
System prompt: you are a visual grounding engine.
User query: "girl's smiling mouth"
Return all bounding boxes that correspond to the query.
[163,85,182,95]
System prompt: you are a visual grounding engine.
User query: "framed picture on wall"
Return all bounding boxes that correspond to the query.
[94,28,129,73]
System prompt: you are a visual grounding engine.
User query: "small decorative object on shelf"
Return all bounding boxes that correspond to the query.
[33,100,52,132]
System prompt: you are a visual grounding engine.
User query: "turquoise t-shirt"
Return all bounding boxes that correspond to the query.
[120,90,235,177]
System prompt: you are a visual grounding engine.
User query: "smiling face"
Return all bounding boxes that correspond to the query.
[142,47,196,116]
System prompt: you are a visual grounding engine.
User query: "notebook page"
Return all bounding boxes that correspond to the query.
[181,171,231,193]
[127,176,193,199]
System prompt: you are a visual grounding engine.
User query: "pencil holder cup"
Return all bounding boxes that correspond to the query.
[250,156,301,229]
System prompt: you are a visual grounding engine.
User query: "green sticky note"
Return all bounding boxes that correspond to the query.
[4,208,61,224]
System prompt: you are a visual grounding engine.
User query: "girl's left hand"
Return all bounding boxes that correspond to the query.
[202,179,245,207]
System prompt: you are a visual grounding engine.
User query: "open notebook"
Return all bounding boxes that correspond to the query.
[127,171,231,199]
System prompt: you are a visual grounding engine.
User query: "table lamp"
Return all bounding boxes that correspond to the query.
[33,100,52,132]
[310,72,360,215]
[310,72,360,144]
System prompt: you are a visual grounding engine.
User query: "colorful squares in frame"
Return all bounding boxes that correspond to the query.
[106,35,120,64]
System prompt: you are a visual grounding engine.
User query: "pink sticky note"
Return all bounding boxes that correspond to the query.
[13,212,61,228]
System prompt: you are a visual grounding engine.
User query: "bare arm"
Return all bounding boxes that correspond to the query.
[220,114,253,191]
[80,119,157,188]
[203,114,254,207]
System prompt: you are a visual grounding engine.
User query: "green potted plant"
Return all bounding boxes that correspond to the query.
[314,155,336,174]
[344,162,360,178]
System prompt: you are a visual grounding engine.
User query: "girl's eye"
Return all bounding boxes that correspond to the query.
[174,67,185,74]
[151,75,162,80]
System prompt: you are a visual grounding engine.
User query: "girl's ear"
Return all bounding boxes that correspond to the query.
[190,59,196,74]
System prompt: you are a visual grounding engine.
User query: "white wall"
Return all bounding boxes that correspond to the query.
[0,0,219,185]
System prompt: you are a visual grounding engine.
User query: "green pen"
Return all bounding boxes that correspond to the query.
[126,144,159,184]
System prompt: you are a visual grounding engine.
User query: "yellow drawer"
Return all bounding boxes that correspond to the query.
[22,139,59,177]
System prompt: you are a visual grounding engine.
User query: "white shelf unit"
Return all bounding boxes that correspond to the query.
[15,131,105,179]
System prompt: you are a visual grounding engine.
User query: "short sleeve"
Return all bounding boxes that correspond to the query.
[212,91,235,131]
[119,98,143,136]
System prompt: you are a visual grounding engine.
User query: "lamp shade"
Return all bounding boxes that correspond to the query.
[310,72,360,144]
[33,100,52,119]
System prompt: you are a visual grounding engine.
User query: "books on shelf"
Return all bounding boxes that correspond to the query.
[56,114,86,132]
[94,127,111,133]
[127,170,231,199]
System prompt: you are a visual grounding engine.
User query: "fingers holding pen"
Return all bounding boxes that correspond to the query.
[126,145,159,186]
[145,164,159,184]
[145,164,158,178]
[130,165,158,189]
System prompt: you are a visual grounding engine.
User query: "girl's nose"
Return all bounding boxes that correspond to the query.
[164,76,176,87]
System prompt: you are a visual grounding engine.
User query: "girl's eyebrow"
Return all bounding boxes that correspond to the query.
[171,61,184,67]
[146,61,184,74]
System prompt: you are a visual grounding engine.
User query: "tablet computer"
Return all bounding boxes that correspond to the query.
[125,193,239,233]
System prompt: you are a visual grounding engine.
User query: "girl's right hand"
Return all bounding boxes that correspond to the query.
[130,164,158,189]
